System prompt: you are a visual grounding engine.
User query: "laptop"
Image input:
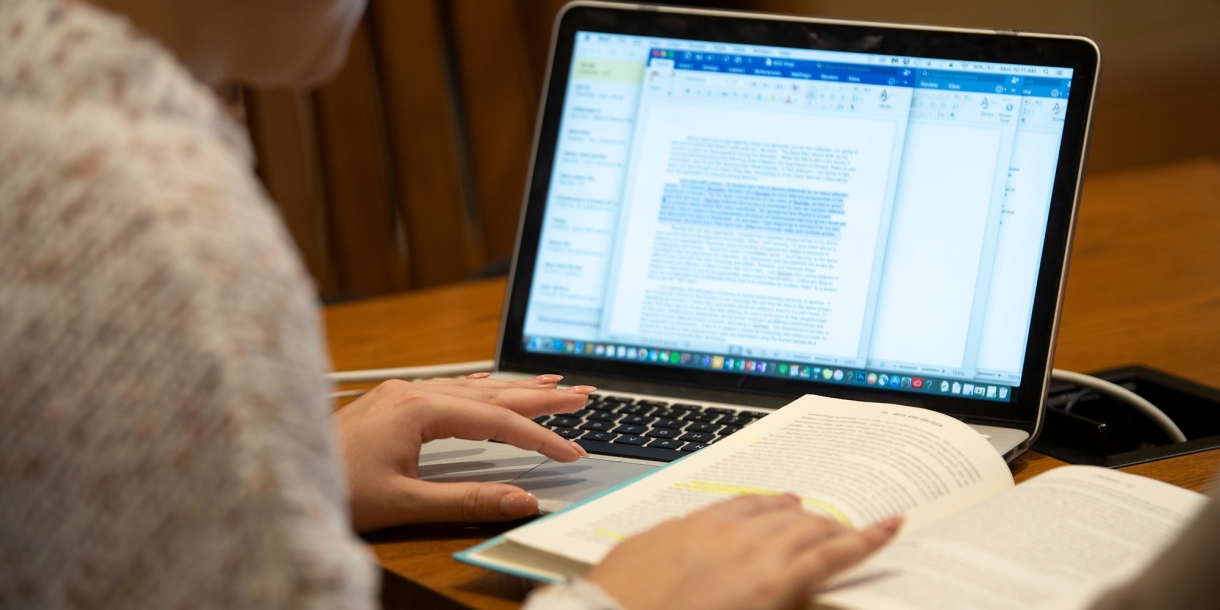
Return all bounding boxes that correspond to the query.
[420,1,1099,512]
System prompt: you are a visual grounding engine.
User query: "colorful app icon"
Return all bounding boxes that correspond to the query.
[833,369,844,381]
[912,378,923,389]
[594,345,605,356]
[680,353,692,364]
[962,383,974,395]
[998,387,1010,399]
[855,371,866,383]
[755,362,767,373]
[778,363,789,375]
[553,339,564,350]
[789,365,800,377]
[974,386,986,397]
[745,360,755,371]
[637,348,648,359]
[800,366,811,377]
[724,357,734,368]
[867,373,878,385]
[986,385,997,398]
[736,360,746,371]
[940,380,950,392]
[712,356,725,369]
[701,356,713,367]
[564,341,575,352]
[822,368,833,379]
[952,382,962,394]
[649,350,659,361]
[900,377,911,388]
[583,343,594,354]
[617,346,627,358]
[878,374,889,386]
[890,376,900,387]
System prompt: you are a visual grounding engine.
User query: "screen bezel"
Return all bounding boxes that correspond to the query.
[497,2,1100,431]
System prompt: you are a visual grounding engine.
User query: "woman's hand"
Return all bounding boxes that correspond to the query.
[585,494,902,610]
[335,374,595,532]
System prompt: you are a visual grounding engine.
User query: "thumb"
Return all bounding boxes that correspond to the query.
[407,480,540,523]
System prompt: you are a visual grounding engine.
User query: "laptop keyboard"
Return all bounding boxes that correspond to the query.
[533,394,769,463]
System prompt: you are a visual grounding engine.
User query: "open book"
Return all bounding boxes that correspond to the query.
[456,395,1206,609]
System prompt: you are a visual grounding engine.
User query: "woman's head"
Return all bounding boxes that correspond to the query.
[90,0,367,87]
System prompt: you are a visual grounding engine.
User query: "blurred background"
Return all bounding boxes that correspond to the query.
[239,0,1220,303]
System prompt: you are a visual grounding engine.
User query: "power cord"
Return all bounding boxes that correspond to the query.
[1051,369,1187,443]
[325,359,496,399]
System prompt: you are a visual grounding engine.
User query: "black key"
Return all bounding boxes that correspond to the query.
[588,401,619,412]
[613,435,649,446]
[671,403,703,411]
[684,422,722,433]
[680,442,709,452]
[549,416,581,428]
[588,411,622,422]
[716,415,754,427]
[682,411,719,423]
[647,438,685,450]
[620,415,656,426]
[636,400,669,408]
[680,431,715,443]
[704,407,735,414]
[645,428,681,439]
[552,427,582,439]
[717,425,743,436]
[582,431,618,442]
[533,415,551,424]
[604,395,636,404]
[652,418,684,429]
[651,409,683,419]
[575,438,682,461]
[587,393,602,402]
[616,404,656,416]
[579,420,614,432]
[613,424,647,435]
[570,408,595,419]
[740,410,769,418]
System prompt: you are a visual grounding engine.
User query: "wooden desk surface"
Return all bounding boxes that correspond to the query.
[325,158,1220,610]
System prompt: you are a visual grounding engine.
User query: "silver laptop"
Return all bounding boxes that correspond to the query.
[421,2,1100,512]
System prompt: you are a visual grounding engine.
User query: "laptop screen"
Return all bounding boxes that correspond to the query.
[519,31,1076,405]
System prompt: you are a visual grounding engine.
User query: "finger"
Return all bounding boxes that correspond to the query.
[411,383,595,417]
[417,395,588,462]
[422,374,567,389]
[398,479,541,523]
[772,512,849,559]
[787,515,903,587]
[701,493,801,520]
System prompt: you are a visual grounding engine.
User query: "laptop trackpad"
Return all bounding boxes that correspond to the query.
[510,458,657,512]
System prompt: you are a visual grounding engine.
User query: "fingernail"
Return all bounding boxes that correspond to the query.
[466,372,492,379]
[535,374,563,383]
[501,492,537,517]
[570,441,589,458]
[569,385,597,393]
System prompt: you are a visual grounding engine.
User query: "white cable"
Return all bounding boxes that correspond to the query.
[325,359,496,384]
[1051,369,1187,443]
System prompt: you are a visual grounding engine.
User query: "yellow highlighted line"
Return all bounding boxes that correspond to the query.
[674,480,854,528]
[592,528,626,541]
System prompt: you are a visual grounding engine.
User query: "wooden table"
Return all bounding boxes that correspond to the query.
[326,158,1220,609]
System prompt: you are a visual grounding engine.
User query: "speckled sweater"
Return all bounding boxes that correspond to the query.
[0,1,377,608]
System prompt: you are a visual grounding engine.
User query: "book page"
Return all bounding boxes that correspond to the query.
[818,465,1207,610]
[504,395,1013,565]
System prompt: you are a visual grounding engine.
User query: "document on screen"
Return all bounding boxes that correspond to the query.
[601,101,903,358]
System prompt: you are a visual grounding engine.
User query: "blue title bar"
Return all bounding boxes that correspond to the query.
[649,49,915,87]
[1021,77,1072,98]
[916,69,1024,95]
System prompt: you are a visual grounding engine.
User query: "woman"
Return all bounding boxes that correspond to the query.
[0,1,900,608]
